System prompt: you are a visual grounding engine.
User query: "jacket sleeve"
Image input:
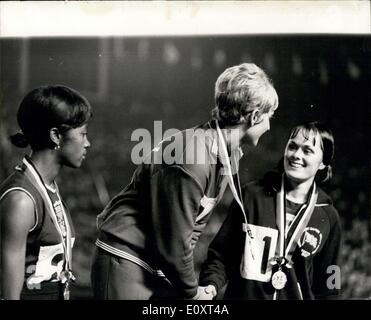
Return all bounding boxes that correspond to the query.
[199,200,244,293]
[150,165,204,299]
[312,207,342,299]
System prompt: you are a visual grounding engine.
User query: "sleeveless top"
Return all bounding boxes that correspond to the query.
[0,157,75,296]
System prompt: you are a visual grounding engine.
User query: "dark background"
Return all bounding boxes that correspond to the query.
[0,35,370,299]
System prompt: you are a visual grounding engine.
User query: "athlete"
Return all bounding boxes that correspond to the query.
[0,85,92,300]
[91,63,279,300]
[199,121,342,300]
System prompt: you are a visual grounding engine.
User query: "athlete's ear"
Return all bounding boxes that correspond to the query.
[50,127,62,148]
[319,162,326,170]
[250,109,262,126]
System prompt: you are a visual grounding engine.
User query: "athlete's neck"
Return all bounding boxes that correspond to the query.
[285,176,314,204]
[29,150,62,187]
[218,122,242,153]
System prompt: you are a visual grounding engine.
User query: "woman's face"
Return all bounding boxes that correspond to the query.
[284,129,325,184]
[59,124,90,168]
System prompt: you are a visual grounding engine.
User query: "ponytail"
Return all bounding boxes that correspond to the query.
[321,165,332,184]
[9,131,29,148]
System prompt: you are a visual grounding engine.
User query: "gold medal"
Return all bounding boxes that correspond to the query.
[271,270,287,290]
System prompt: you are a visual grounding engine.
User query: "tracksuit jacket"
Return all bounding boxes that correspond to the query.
[199,172,342,300]
[95,120,241,299]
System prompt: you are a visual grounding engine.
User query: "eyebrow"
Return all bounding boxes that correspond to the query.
[288,140,315,149]
[303,145,314,151]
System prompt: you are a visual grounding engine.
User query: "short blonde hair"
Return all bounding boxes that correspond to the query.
[212,63,278,126]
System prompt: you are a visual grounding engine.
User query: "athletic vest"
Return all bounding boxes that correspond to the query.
[0,162,75,294]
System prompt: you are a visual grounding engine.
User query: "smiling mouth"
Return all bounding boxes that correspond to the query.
[288,160,304,168]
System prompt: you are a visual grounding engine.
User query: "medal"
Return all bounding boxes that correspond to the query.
[59,270,75,300]
[270,175,318,297]
[59,270,75,283]
[271,269,287,290]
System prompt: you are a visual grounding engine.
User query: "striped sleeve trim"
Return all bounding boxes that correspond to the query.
[0,187,38,232]
[95,239,167,278]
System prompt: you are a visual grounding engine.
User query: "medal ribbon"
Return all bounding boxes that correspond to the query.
[273,174,318,299]
[215,121,255,262]
[22,156,73,299]
[275,174,318,262]
[215,121,250,233]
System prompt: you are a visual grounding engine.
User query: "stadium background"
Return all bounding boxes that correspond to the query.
[0,35,370,299]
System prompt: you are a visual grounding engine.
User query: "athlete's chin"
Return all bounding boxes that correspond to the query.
[249,132,267,147]
[285,172,307,184]
[243,136,259,147]
[65,159,83,169]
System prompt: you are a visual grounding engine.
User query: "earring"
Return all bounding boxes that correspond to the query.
[54,144,60,150]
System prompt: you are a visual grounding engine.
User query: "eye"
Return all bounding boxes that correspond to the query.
[287,142,297,150]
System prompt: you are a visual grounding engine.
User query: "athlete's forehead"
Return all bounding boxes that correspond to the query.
[288,129,321,148]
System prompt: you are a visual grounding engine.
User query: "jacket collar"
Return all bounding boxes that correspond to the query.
[263,171,332,206]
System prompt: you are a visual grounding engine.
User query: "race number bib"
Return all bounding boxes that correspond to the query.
[240,224,278,282]
[26,238,75,289]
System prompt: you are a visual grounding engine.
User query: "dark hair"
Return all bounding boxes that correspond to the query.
[10,85,92,150]
[212,63,278,126]
[278,121,335,184]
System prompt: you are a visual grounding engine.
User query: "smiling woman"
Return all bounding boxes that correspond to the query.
[284,122,334,193]
[199,121,342,300]
[0,85,92,300]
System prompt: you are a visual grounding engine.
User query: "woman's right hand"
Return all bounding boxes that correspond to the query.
[197,285,217,300]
